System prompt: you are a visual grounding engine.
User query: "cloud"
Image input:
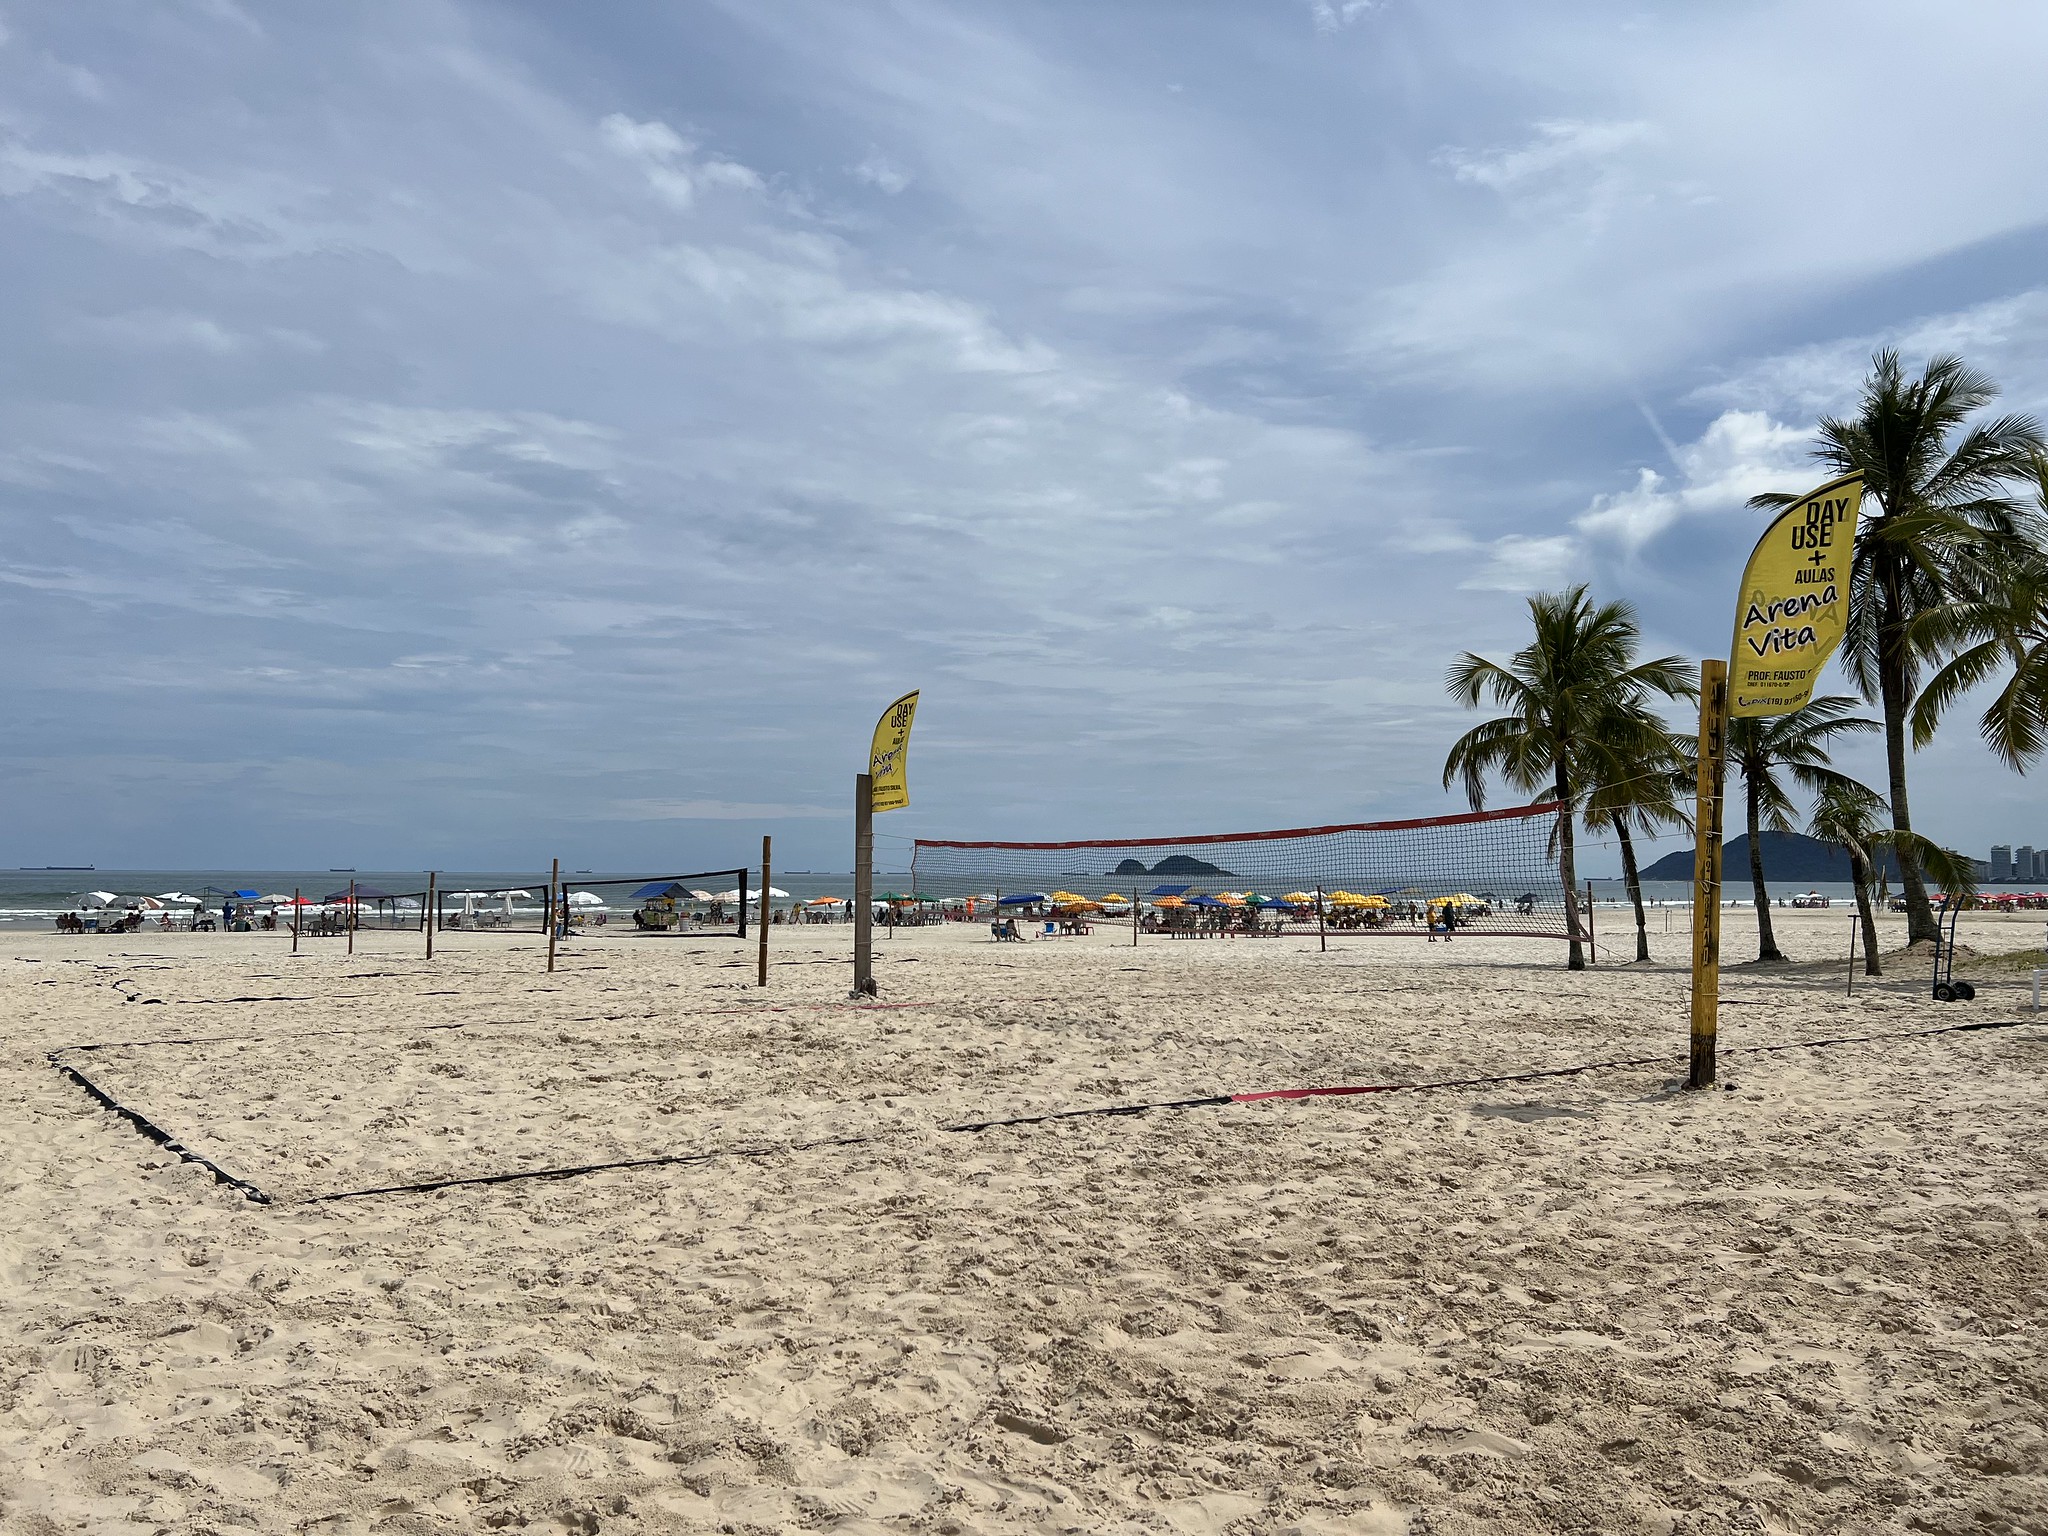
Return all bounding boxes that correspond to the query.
[852,153,911,195]
[1460,535,1580,592]
[600,799,841,821]
[1439,120,1657,193]
[1307,0,1379,32]
[1574,410,1813,551]
[3,0,2046,865]
[599,113,764,209]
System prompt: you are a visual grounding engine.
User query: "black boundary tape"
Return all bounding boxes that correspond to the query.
[48,1052,275,1205]
[47,1016,2041,1209]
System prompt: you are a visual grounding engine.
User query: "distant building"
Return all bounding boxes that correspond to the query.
[2021,846,2038,885]
[1991,845,2012,881]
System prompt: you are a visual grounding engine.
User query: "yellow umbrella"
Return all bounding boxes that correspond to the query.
[1153,895,1187,909]
[1283,892,1317,905]
[1049,890,1088,905]
[1215,892,1245,906]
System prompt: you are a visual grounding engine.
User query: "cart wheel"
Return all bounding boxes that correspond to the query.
[1932,982,1955,1002]
[1954,981,1976,1002]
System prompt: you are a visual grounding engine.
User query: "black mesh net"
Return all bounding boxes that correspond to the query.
[911,803,1575,939]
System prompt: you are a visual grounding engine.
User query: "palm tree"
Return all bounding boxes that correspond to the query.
[1444,585,1693,971]
[1809,779,1888,976]
[1910,453,2048,771]
[1810,780,1982,976]
[1726,697,1875,962]
[1749,351,2044,946]
[1584,725,1694,963]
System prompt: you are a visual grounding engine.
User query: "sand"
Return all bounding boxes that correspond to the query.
[3,905,2045,1535]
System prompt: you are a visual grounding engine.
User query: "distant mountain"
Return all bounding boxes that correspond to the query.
[1639,830,1902,884]
[1110,854,1234,877]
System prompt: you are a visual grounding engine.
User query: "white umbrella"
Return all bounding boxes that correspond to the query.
[156,891,202,905]
[494,889,533,900]
[80,891,118,908]
[688,889,717,901]
[567,891,605,907]
[765,886,790,899]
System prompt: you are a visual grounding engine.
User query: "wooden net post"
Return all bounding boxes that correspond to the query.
[853,774,875,996]
[425,872,435,960]
[547,858,558,973]
[347,879,356,956]
[1689,659,1729,1089]
[1585,881,1597,965]
[1317,886,1327,952]
[292,887,300,955]
[758,835,771,987]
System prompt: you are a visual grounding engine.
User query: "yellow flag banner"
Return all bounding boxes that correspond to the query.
[1728,472,1860,718]
[868,691,919,813]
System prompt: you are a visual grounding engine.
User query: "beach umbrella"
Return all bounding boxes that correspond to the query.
[688,889,716,902]
[765,887,791,899]
[156,891,203,905]
[1283,892,1317,905]
[1152,895,1186,908]
[806,896,844,906]
[567,891,605,907]
[1049,890,1087,905]
[80,891,118,908]
[997,892,1047,906]
[1214,892,1245,906]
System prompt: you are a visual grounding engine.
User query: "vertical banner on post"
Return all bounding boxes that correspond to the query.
[1691,471,1858,1086]
[854,690,918,997]
[1729,473,1858,719]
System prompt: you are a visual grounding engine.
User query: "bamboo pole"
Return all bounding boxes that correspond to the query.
[347,879,356,956]
[1317,885,1327,953]
[1585,881,1597,965]
[292,887,300,955]
[758,835,771,987]
[1689,659,1729,1089]
[1846,917,1856,996]
[547,858,559,973]
[1133,889,1139,947]
[853,773,875,995]
[426,872,435,960]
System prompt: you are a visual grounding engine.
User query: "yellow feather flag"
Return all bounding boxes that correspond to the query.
[868,690,920,813]
[1728,472,1860,718]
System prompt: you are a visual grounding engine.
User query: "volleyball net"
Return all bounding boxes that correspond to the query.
[910,802,1575,940]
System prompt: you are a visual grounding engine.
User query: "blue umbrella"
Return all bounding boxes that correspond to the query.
[998,892,1049,905]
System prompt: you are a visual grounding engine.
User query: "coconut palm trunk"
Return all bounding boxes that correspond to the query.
[1848,845,1881,976]
[1615,819,1650,963]
[1879,575,1940,945]
[1556,761,1584,971]
[1745,771,1784,962]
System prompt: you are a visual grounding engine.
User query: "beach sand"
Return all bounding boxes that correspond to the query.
[3,906,2045,1535]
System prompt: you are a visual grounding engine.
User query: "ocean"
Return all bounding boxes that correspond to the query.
[0,868,883,927]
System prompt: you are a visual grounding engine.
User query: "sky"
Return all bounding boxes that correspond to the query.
[4,0,2048,875]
